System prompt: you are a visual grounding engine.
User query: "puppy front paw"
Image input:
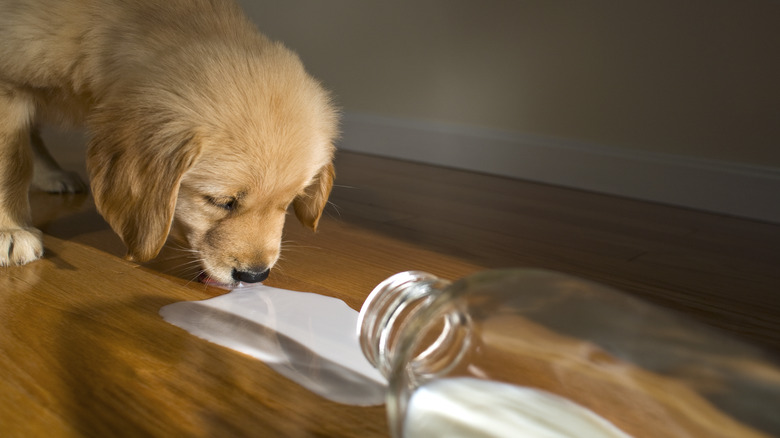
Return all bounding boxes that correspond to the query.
[0,227,44,266]
[32,169,87,194]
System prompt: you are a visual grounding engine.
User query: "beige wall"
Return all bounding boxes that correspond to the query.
[239,0,780,168]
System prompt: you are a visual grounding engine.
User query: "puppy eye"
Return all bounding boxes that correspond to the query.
[207,196,238,211]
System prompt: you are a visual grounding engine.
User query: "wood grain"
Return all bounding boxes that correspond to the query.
[1,149,779,437]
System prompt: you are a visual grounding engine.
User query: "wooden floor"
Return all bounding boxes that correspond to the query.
[1,139,779,436]
[329,152,780,350]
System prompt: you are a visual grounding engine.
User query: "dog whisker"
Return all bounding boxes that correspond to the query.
[325,200,343,219]
[155,254,199,263]
[156,255,206,278]
[184,269,209,288]
[281,245,320,251]
[165,245,200,255]
[280,240,321,252]
[271,260,286,275]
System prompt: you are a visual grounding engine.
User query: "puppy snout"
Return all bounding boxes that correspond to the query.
[231,267,270,283]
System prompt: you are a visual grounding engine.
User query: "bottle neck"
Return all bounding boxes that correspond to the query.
[358,271,451,379]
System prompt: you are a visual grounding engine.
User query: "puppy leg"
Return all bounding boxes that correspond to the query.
[0,86,43,266]
[30,127,87,193]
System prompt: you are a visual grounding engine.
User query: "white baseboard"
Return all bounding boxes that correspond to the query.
[338,112,780,224]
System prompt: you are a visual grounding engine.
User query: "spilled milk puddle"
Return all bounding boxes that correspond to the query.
[160,284,386,406]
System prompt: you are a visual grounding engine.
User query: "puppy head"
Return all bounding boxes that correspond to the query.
[87,42,337,285]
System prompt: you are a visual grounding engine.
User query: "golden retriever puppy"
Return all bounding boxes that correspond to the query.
[0,0,337,285]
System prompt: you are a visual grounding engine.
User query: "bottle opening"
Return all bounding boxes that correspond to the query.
[409,306,472,384]
[357,271,448,378]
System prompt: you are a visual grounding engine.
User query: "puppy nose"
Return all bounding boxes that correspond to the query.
[231,267,270,283]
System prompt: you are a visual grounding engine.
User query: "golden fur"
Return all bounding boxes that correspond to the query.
[0,0,338,284]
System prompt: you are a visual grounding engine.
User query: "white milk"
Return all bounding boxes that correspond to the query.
[404,377,632,438]
[159,284,387,406]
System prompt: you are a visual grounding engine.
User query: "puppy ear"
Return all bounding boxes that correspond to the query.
[293,162,335,231]
[87,126,201,262]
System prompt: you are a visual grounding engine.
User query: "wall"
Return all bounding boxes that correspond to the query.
[238,0,780,222]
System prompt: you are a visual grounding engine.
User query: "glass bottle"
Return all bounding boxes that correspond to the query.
[357,269,780,438]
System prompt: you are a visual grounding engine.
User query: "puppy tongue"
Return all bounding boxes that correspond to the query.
[196,272,263,289]
[197,272,230,288]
